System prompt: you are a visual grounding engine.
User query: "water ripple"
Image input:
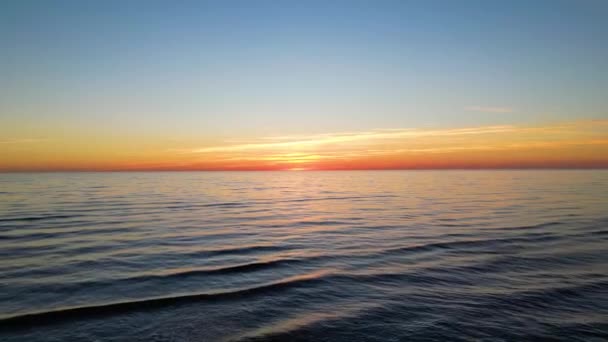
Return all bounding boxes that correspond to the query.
[1,170,607,341]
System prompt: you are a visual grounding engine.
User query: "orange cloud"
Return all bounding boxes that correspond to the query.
[1,120,607,171]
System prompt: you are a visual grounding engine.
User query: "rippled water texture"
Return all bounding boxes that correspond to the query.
[0,171,607,341]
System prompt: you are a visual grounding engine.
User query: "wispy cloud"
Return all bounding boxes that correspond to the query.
[186,125,516,154]
[0,138,46,144]
[465,106,514,113]
[162,120,608,169]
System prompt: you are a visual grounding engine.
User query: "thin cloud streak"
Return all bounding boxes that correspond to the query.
[162,120,608,170]
[187,125,517,154]
[0,138,46,144]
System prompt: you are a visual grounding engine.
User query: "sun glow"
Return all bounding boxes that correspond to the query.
[1,120,607,171]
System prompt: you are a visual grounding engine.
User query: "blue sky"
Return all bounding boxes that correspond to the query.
[1,0,607,140]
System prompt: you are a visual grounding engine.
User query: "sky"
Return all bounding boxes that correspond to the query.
[1,0,607,171]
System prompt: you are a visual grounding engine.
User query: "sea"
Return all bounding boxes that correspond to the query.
[0,170,607,341]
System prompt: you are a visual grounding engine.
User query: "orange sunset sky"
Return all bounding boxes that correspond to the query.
[2,120,607,171]
[1,2,607,171]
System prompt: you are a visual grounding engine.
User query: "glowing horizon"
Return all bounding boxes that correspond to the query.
[2,120,607,172]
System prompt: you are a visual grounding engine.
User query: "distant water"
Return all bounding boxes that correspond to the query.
[0,171,607,341]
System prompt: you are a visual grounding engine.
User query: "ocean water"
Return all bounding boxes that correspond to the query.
[0,170,607,341]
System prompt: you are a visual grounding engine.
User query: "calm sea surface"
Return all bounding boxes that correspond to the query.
[0,171,607,341]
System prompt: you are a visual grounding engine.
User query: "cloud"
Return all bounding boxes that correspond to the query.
[160,120,608,170]
[0,138,46,144]
[465,106,514,113]
[187,125,516,154]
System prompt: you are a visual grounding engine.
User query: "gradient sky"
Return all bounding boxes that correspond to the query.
[1,0,607,171]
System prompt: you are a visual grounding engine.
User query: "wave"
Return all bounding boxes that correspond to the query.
[122,243,297,261]
[482,221,564,230]
[2,244,302,280]
[0,214,85,223]
[380,233,560,257]
[162,195,397,211]
[0,268,493,330]
[119,258,304,283]
[0,270,332,330]
[233,280,608,342]
[2,255,606,331]
[0,227,132,241]
[278,195,397,203]
[166,201,249,209]
[0,231,571,291]
[483,221,563,231]
[203,244,290,256]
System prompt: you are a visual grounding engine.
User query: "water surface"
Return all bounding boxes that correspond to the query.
[1,171,607,341]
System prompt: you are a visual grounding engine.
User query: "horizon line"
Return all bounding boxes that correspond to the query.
[2,166,608,173]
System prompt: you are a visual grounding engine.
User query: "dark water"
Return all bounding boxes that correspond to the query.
[0,171,607,341]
